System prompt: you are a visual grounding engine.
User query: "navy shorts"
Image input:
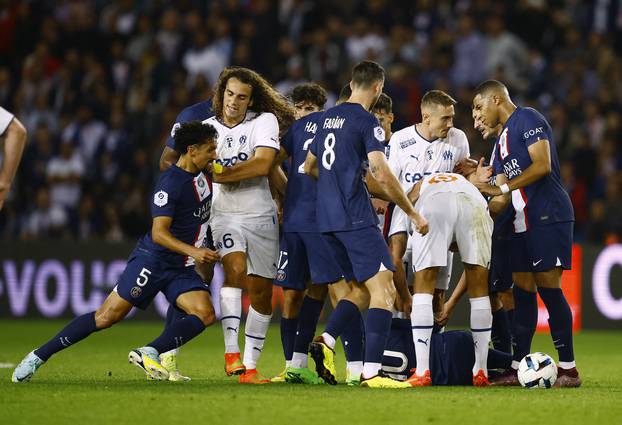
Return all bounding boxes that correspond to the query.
[274,231,345,290]
[510,221,573,273]
[115,251,209,310]
[489,235,513,293]
[321,225,394,283]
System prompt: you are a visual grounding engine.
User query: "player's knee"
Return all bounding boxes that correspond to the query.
[190,307,216,327]
[94,310,122,329]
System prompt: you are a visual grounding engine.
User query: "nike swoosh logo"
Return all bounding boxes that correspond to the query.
[533,259,543,266]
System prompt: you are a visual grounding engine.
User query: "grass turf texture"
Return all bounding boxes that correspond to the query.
[1,320,621,425]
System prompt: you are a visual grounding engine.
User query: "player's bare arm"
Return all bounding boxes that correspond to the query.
[303,150,318,178]
[159,146,181,171]
[367,151,428,235]
[488,172,511,217]
[268,147,289,196]
[212,146,277,183]
[0,116,27,210]
[477,139,551,197]
[151,216,220,264]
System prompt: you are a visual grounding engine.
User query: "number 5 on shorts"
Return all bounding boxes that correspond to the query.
[136,267,151,287]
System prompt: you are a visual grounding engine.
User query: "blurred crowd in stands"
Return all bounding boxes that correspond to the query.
[0,0,621,244]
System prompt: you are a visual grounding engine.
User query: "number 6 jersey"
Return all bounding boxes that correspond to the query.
[310,102,386,232]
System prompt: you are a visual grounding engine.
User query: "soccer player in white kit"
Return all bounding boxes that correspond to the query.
[0,107,27,211]
[386,91,471,315]
[406,173,493,387]
[204,67,295,384]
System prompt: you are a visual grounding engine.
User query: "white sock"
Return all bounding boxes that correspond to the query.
[320,332,336,350]
[161,348,179,357]
[347,361,363,379]
[243,305,272,370]
[411,293,434,376]
[291,352,308,369]
[470,296,492,376]
[220,287,242,354]
[362,362,382,379]
[558,361,576,369]
[511,360,520,370]
[285,360,292,368]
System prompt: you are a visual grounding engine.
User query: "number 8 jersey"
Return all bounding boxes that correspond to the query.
[203,111,280,218]
[310,102,386,232]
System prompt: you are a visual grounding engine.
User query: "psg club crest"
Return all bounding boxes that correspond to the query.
[130,287,142,298]
[276,269,286,282]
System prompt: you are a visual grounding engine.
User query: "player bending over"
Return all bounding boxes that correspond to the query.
[406,173,494,387]
[304,60,428,389]
[13,122,220,383]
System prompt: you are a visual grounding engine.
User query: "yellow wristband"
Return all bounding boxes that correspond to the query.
[213,162,224,174]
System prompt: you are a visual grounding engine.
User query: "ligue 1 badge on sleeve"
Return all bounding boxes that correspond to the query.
[154,190,168,207]
[374,126,386,142]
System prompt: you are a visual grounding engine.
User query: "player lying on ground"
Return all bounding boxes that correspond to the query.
[382,317,512,385]
[13,122,220,383]
[406,173,494,387]
[472,80,580,387]
[270,82,364,385]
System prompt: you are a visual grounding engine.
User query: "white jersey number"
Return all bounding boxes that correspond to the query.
[321,133,336,170]
[297,137,315,174]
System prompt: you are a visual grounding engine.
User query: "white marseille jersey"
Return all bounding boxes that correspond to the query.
[418,172,487,208]
[203,111,279,217]
[388,126,470,191]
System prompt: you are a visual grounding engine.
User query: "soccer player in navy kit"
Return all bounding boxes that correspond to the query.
[473,80,581,387]
[303,60,428,388]
[13,122,221,383]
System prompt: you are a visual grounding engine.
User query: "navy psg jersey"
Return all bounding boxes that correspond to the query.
[310,102,386,232]
[166,100,214,151]
[282,111,323,233]
[490,143,515,238]
[494,106,574,232]
[137,165,212,268]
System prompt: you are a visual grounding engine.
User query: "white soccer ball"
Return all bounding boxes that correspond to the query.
[517,352,558,389]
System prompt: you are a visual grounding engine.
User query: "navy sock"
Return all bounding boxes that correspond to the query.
[147,315,205,354]
[293,296,323,354]
[491,308,512,354]
[341,312,364,362]
[507,308,514,327]
[487,347,513,370]
[324,300,359,340]
[165,304,187,327]
[364,308,392,364]
[537,287,575,363]
[280,317,298,362]
[511,286,538,364]
[35,312,98,361]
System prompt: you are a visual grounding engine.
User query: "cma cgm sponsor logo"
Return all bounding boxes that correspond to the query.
[404,170,441,184]
[593,245,622,320]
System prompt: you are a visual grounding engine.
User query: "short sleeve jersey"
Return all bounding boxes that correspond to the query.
[387,126,470,192]
[137,165,212,268]
[494,106,574,232]
[203,111,279,218]
[310,102,385,232]
[0,107,14,135]
[166,100,214,150]
[282,111,323,232]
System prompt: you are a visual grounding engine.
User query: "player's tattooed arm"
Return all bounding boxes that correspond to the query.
[212,147,277,183]
[368,151,428,235]
[303,150,318,178]
[151,216,220,264]
[364,171,391,202]
[477,139,552,197]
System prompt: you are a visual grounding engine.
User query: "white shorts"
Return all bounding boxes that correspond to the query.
[388,206,410,238]
[210,214,279,279]
[411,192,493,272]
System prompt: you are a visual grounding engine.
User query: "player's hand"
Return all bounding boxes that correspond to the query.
[453,157,478,176]
[473,157,493,184]
[411,213,429,236]
[371,198,388,214]
[476,182,502,197]
[0,180,10,211]
[395,293,412,315]
[435,301,455,327]
[192,248,221,264]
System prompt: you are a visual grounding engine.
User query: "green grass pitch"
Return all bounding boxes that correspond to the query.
[1,320,621,425]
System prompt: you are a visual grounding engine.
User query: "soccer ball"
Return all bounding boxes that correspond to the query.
[517,352,558,389]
